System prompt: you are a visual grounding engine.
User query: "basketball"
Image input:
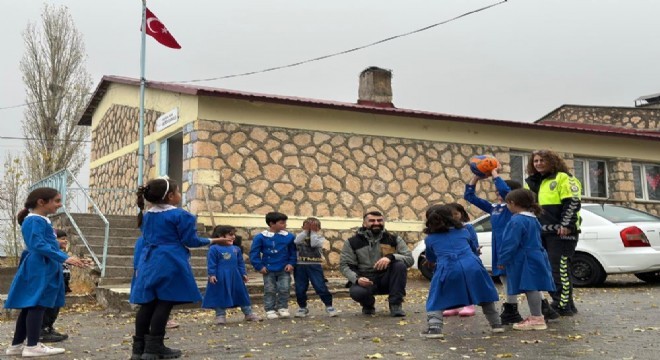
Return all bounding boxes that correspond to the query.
[469,155,499,177]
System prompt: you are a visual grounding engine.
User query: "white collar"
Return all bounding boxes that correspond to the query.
[518,211,537,218]
[261,230,289,237]
[26,213,51,224]
[147,204,177,213]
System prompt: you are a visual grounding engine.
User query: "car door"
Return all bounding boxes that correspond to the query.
[471,215,493,272]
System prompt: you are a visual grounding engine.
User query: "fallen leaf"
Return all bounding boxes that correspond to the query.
[366,353,384,359]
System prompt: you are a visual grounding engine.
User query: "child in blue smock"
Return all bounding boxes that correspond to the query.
[129,178,226,360]
[498,189,556,331]
[464,169,526,324]
[203,225,261,324]
[4,187,85,357]
[441,203,481,317]
[420,204,503,339]
[249,212,297,320]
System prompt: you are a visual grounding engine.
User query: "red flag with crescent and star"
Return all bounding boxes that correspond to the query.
[144,8,181,49]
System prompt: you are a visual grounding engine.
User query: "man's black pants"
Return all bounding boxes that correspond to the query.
[349,261,407,308]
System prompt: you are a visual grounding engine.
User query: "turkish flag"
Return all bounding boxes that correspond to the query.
[143,8,181,49]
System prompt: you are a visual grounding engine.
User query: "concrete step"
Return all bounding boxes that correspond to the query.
[103,265,210,279]
[80,236,141,247]
[69,214,137,229]
[95,278,350,312]
[78,227,143,238]
[104,255,209,268]
[83,245,211,257]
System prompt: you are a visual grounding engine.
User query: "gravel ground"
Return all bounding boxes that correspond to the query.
[1,274,659,360]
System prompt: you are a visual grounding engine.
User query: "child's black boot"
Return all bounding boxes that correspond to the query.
[500,303,523,325]
[141,334,181,359]
[131,336,144,360]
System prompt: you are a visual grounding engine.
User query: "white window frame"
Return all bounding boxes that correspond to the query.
[632,162,660,201]
[573,158,608,199]
[509,152,529,186]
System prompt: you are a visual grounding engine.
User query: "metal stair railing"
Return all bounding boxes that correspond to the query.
[29,169,112,277]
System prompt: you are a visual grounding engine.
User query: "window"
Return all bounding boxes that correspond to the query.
[573,158,607,198]
[509,152,529,186]
[471,216,492,233]
[633,163,660,201]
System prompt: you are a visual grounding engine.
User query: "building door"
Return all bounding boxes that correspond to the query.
[159,132,183,190]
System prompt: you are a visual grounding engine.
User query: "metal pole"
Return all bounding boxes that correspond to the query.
[137,0,147,187]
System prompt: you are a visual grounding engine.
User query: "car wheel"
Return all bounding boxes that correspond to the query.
[571,253,607,287]
[418,253,434,280]
[634,270,660,283]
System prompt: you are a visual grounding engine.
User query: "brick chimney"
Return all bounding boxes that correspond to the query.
[358,67,394,108]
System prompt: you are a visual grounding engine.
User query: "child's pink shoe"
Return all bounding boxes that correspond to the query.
[458,305,476,317]
[442,308,460,317]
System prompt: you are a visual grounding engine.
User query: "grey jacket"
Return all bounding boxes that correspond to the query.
[339,227,414,284]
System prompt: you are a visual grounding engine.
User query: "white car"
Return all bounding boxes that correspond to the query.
[412,204,660,286]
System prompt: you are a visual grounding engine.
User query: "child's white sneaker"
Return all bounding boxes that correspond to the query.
[5,343,24,356]
[266,310,279,320]
[277,308,291,318]
[21,342,65,357]
[295,308,309,318]
[326,306,338,317]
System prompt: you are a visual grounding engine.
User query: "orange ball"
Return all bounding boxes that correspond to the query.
[469,155,499,177]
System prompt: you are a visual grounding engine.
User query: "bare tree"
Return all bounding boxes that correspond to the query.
[21,4,92,183]
[0,154,28,266]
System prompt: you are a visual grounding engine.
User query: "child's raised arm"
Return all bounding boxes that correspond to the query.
[309,232,325,248]
[464,178,495,214]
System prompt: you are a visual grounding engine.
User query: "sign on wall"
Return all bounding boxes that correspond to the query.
[155,108,179,132]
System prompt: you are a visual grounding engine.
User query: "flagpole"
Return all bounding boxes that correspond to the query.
[137,0,147,188]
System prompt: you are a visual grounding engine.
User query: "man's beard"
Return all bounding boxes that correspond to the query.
[369,226,383,234]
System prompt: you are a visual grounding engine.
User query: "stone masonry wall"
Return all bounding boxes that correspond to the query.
[91,105,161,160]
[539,106,660,131]
[184,119,511,222]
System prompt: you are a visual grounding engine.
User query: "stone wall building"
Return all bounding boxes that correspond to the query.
[78,68,660,267]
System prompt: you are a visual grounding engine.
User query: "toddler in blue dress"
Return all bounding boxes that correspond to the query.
[421,204,504,339]
[202,225,261,324]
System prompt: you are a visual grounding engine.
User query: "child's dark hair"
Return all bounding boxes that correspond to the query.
[265,212,288,226]
[212,225,236,238]
[56,229,67,238]
[447,203,470,222]
[505,189,543,216]
[136,178,179,227]
[505,180,522,191]
[16,187,60,225]
[424,205,464,234]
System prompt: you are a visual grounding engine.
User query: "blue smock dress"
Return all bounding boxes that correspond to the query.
[425,228,499,312]
[464,177,513,276]
[499,213,556,295]
[129,205,210,304]
[4,214,69,309]
[202,244,251,309]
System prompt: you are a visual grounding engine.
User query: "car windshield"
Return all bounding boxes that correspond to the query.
[583,205,660,223]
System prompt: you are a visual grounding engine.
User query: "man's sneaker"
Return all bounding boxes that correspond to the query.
[541,299,560,323]
[215,315,226,325]
[5,343,24,356]
[458,305,476,317]
[326,307,338,317]
[21,342,65,357]
[389,304,406,317]
[266,310,279,320]
[442,308,460,317]
[295,308,309,318]
[500,303,524,325]
[491,324,505,333]
[420,327,444,339]
[244,313,262,322]
[39,328,68,343]
[362,306,376,315]
[277,308,291,318]
[513,316,547,331]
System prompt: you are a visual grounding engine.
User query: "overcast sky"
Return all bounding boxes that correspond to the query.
[2,0,660,181]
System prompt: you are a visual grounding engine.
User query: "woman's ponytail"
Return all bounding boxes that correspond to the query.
[16,208,29,226]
